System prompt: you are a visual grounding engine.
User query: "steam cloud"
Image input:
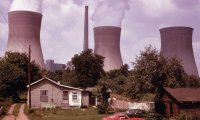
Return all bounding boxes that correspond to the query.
[92,0,130,27]
[10,0,42,13]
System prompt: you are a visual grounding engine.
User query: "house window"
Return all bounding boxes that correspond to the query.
[72,92,78,101]
[63,91,69,100]
[40,90,48,102]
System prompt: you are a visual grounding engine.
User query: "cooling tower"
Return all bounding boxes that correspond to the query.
[83,6,89,51]
[94,26,123,71]
[6,11,45,68]
[160,27,199,77]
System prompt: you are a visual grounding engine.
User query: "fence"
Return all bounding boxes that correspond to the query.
[111,99,154,111]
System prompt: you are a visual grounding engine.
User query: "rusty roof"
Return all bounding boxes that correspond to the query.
[164,87,200,102]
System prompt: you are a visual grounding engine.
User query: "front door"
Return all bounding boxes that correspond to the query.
[62,91,69,104]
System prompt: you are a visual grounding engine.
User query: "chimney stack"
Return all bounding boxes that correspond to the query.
[83,6,89,51]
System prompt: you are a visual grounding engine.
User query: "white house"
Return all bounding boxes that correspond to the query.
[27,77,89,109]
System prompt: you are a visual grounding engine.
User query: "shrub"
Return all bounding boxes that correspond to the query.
[0,97,13,116]
[28,109,35,114]
[97,101,108,114]
[178,112,200,120]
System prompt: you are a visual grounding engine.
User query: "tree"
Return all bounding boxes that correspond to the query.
[98,64,129,95]
[0,52,40,101]
[64,49,105,88]
[47,70,63,82]
[127,46,187,99]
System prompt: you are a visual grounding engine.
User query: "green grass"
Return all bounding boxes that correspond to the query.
[25,106,108,120]
[13,103,22,116]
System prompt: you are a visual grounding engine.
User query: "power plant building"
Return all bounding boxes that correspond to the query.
[94,26,123,71]
[45,60,65,72]
[6,11,45,68]
[160,27,199,77]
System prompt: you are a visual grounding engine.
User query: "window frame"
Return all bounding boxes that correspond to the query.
[40,90,48,102]
[72,92,78,101]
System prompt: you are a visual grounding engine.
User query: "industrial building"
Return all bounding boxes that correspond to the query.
[45,60,65,72]
[6,10,45,68]
[160,27,199,77]
[94,26,123,71]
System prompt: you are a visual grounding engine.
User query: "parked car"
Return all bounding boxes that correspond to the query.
[123,109,146,118]
[102,113,145,120]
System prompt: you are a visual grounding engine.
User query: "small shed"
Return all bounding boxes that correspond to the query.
[27,77,90,108]
[155,87,200,118]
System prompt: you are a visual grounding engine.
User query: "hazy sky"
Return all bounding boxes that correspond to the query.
[0,0,200,74]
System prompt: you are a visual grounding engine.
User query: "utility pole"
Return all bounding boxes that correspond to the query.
[28,45,31,108]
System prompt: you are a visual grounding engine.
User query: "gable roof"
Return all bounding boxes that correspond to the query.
[164,87,200,102]
[27,77,83,91]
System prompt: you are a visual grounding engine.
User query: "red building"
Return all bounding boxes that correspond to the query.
[155,87,200,118]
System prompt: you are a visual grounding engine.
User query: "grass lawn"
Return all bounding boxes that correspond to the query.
[13,103,22,116]
[25,106,108,120]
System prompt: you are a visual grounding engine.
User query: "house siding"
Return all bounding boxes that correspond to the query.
[156,90,200,118]
[27,79,84,108]
[82,91,89,107]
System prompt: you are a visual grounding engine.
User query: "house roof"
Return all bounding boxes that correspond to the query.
[164,87,200,102]
[85,87,112,92]
[27,77,83,91]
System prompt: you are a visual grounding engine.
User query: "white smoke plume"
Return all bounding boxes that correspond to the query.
[92,0,130,27]
[10,0,42,13]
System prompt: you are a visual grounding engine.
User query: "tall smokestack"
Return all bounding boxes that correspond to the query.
[83,6,89,51]
[160,26,199,77]
[94,26,123,71]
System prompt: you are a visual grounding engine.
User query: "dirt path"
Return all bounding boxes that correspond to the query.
[16,104,29,120]
[2,104,16,120]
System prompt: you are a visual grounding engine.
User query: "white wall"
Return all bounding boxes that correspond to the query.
[68,91,82,107]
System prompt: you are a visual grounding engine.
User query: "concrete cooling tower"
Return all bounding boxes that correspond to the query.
[94,26,123,71]
[160,26,199,77]
[6,11,45,68]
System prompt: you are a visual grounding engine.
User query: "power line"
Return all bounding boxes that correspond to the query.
[0,9,8,23]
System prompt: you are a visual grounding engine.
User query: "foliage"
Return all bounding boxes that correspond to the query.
[96,85,110,114]
[97,101,109,114]
[98,46,199,101]
[0,97,12,115]
[184,75,200,87]
[47,70,63,82]
[64,49,105,88]
[61,66,78,87]
[178,112,200,120]
[126,46,187,99]
[0,52,40,101]
[98,65,129,96]
[25,107,107,120]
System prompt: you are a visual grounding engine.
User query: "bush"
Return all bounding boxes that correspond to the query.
[0,97,13,116]
[97,101,108,114]
[28,109,35,114]
[178,112,200,120]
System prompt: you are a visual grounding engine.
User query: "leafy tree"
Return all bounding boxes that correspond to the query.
[0,52,40,101]
[64,49,105,88]
[62,68,78,87]
[184,75,200,87]
[3,52,40,82]
[127,46,187,99]
[98,64,129,95]
[47,70,63,82]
